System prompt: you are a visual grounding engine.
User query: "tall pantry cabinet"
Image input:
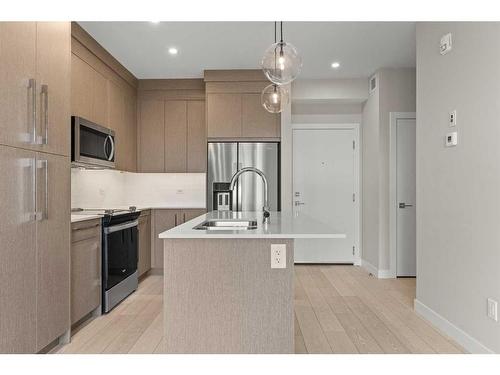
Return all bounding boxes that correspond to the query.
[0,22,71,353]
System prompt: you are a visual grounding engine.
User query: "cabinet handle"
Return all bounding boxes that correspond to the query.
[72,223,100,231]
[31,158,38,222]
[37,159,48,220]
[40,84,49,145]
[183,213,186,223]
[28,79,37,144]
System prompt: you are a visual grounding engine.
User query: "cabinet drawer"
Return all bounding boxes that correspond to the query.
[71,236,101,324]
[71,220,101,243]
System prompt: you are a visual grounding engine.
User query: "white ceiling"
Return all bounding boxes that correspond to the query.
[79,22,416,79]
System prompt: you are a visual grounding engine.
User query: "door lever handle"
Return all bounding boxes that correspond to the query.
[399,203,413,209]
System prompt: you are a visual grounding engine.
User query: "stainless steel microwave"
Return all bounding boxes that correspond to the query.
[71,116,115,169]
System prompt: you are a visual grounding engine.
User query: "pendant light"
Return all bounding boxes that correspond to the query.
[261,83,289,113]
[261,21,302,85]
[261,22,290,113]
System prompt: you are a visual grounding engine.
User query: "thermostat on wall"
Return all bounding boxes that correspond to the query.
[440,33,452,55]
[445,131,458,147]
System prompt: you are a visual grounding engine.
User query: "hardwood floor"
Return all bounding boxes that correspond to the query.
[54,265,465,354]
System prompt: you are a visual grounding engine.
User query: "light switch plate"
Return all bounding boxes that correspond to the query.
[449,110,457,127]
[271,244,286,269]
[445,132,458,147]
[487,298,498,321]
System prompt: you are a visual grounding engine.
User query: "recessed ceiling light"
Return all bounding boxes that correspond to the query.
[168,47,178,55]
[151,21,160,24]
[331,62,340,69]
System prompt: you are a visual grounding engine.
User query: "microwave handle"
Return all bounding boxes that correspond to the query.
[108,136,115,161]
[104,135,115,161]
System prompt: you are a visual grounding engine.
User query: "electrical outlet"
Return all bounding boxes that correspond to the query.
[271,244,286,269]
[487,298,498,322]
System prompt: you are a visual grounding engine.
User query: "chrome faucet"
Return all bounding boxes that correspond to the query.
[229,167,271,224]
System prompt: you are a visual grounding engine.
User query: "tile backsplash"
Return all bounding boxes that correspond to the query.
[71,169,206,209]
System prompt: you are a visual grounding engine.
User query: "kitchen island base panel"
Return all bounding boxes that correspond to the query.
[163,238,294,354]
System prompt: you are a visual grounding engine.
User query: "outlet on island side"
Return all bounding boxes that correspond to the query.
[271,244,286,269]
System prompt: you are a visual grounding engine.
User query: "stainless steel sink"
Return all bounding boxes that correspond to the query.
[193,219,258,231]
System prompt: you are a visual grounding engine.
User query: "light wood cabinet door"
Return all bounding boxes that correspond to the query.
[92,69,108,126]
[0,145,37,353]
[241,93,280,138]
[36,22,71,156]
[138,212,151,277]
[0,22,37,150]
[138,99,165,172]
[107,80,126,169]
[187,101,207,172]
[207,93,242,138]
[36,152,70,351]
[152,209,178,269]
[164,100,187,172]
[70,220,101,325]
[123,88,137,172]
[181,209,206,223]
[71,54,93,120]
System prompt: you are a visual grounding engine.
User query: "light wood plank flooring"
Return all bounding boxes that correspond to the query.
[54,265,465,354]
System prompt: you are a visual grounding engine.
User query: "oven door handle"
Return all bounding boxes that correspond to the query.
[104,220,138,234]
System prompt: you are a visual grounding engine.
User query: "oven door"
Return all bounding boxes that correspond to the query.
[103,220,138,291]
[72,116,115,168]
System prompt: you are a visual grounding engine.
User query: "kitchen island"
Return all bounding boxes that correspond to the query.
[159,211,345,353]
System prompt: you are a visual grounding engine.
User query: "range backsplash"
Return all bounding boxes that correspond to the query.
[71,169,206,209]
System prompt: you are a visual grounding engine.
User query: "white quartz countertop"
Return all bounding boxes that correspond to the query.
[159,211,347,239]
[70,206,206,223]
[71,214,102,223]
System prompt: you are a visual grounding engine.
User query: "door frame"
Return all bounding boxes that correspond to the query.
[389,112,416,278]
[291,123,361,265]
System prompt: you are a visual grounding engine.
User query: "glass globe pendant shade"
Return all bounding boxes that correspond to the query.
[261,83,289,113]
[261,41,302,85]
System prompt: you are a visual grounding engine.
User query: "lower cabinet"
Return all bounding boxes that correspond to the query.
[70,219,101,325]
[0,145,70,353]
[138,210,152,277]
[152,208,206,269]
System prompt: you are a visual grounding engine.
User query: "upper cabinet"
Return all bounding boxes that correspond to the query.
[70,22,138,172]
[204,70,280,139]
[207,94,242,138]
[137,79,206,173]
[0,22,70,157]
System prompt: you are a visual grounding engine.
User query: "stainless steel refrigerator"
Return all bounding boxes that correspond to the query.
[207,142,280,212]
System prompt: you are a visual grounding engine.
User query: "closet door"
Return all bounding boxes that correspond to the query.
[0,145,37,353]
[35,152,70,351]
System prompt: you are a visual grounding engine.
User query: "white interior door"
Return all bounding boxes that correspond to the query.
[396,118,416,276]
[293,127,358,263]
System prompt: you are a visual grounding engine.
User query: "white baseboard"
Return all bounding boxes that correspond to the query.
[361,260,393,279]
[414,299,494,354]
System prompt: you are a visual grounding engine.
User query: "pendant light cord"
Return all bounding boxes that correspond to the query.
[280,21,283,43]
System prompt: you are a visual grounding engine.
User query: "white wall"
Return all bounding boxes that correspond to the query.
[361,68,416,274]
[416,22,500,353]
[71,169,206,209]
[361,80,380,269]
[292,78,368,102]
